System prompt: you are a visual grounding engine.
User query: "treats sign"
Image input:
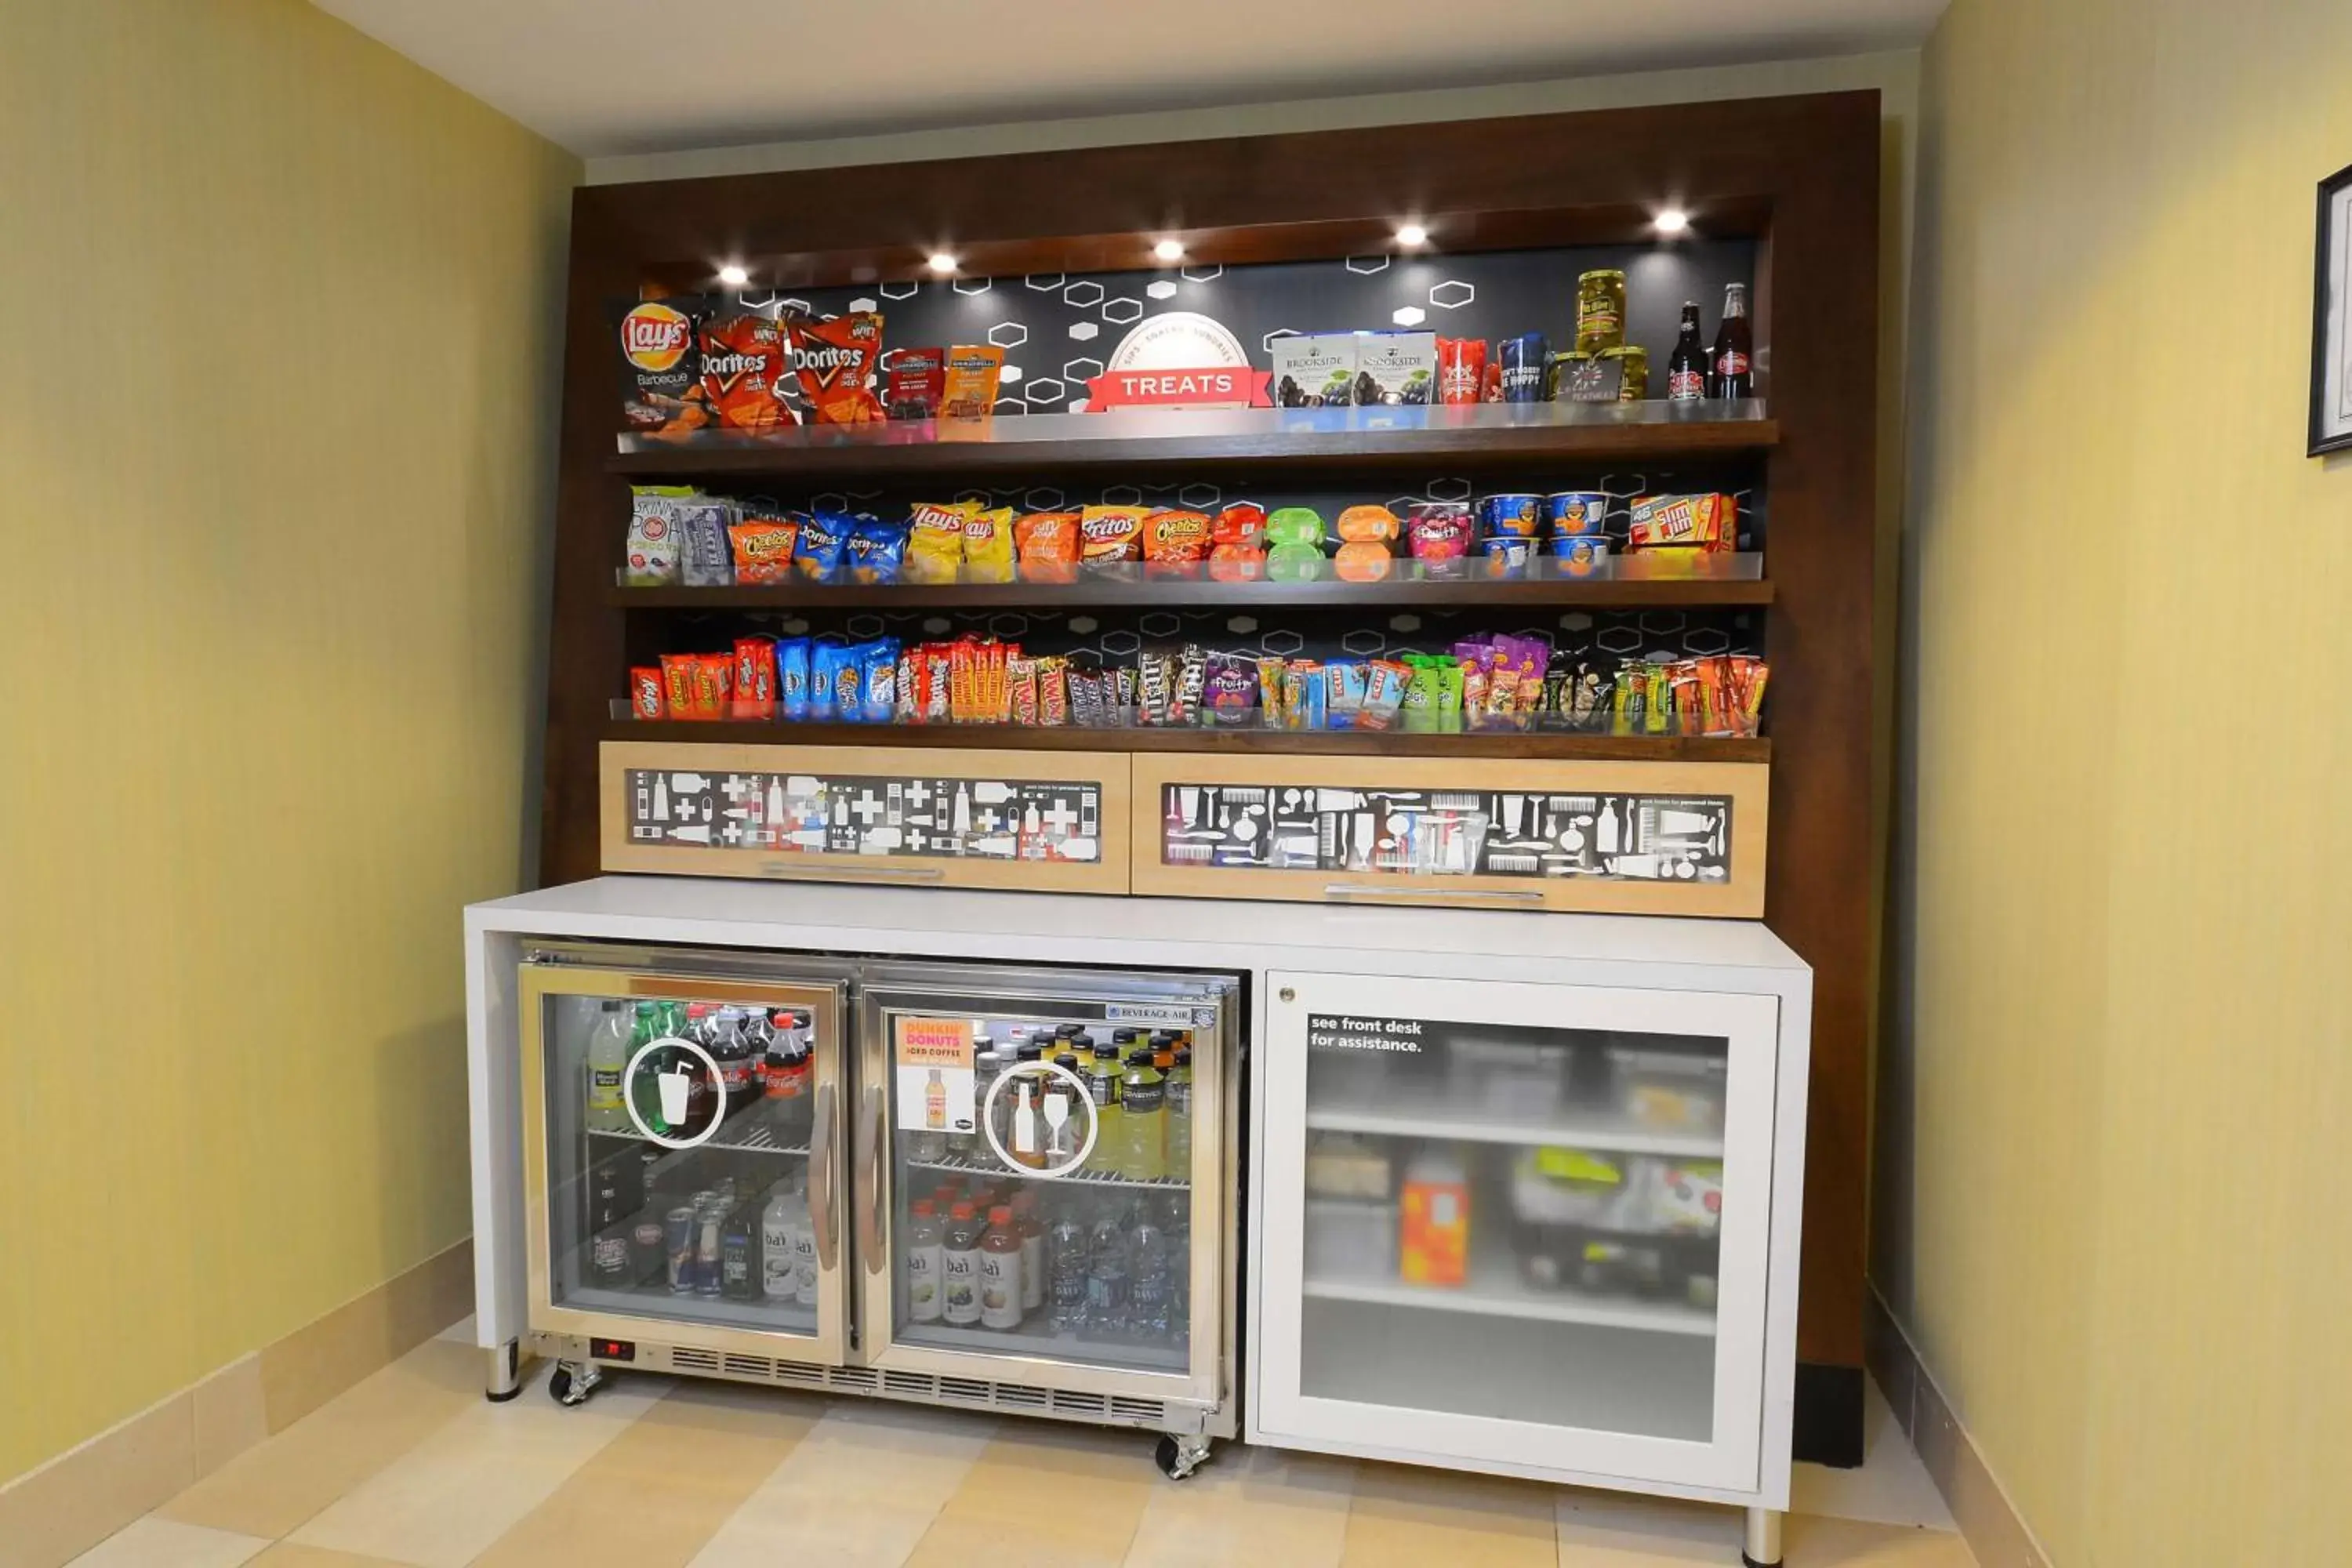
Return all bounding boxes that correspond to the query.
[1087,310,1270,409]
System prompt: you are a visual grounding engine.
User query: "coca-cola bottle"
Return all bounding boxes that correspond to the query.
[1666,303,1708,402]
[1708,283,1753,400]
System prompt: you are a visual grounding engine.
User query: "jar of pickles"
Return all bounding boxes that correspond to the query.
[1575,268,1628,354]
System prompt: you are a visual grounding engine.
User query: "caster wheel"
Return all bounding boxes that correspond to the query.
[548,1361,603,1409]
[1154,1433,1213,1481]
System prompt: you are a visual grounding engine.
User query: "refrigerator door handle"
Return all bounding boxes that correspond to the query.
[858,1083,887,1272]
[809,1080,838,1271]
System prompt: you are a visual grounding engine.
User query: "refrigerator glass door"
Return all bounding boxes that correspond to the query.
[1253,971,1779,1494]
[856,964,1236,1411]
[521,957,851,1363]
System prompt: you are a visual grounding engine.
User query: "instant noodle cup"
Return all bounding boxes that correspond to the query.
[905,501,975,583]
[1548,535,1611,578]
[1480,536,1532,577]
[962,507,1015,581]
[1334,504,1401,544]
[1334,539,1396,582]
[1475,492,1542,538]
[1545,492,1610,538]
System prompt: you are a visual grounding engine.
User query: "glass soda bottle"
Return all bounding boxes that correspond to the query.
[1667,301,1708,401]
[1710,281,1753,400]
[586,1001,631,1133]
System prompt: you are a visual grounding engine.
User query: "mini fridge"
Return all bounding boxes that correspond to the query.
[515,942,1239,1474]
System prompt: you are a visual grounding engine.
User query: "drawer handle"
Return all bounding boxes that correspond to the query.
[758,861,946,883]
[1322,883,1544,905]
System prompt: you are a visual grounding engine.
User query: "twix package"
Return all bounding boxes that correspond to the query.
[789,311,887,423]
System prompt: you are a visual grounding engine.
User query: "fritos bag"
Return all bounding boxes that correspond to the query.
[1079,506,1148,562]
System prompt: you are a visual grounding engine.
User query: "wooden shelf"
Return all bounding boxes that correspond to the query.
[601,719,1769,763]
[604,572,1774,612]
[608,402,1777,481]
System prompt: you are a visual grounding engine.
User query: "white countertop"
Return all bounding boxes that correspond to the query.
[467,876,1806,984]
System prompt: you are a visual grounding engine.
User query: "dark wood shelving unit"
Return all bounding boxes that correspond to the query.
[607,405,1777,481]
[604,574,1775,612]
[601,717,1769,763]
[545,92,1880,1433]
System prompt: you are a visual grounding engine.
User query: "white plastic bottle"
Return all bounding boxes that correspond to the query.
[979,1205,1025,1330]
[942,1202,984,1325]
[760,1187,798,1301]
[905,1199,945,1322]
[790,1192,821,1306]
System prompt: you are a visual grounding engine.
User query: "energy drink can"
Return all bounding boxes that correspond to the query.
[1497,332,1549,402]
[664,1206,697,1294]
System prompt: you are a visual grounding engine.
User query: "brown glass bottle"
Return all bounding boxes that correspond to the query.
[1708,283,1753,400]
[1666,303,1708,401]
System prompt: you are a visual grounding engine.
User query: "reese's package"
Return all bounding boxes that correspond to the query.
[789,312,887,424]
[614,297,706,434]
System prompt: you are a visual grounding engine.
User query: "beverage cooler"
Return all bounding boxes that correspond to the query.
[514,942,1238,1475]
[1247,970,1795,1507]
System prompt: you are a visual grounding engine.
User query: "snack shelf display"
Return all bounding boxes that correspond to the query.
[611,401,1777,480]
[608,557,1771,612]
[600,718,1770,764]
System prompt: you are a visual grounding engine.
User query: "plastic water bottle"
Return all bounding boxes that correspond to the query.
[1047,1207,1088,1333]
[1127,1208,1173,1341]
[1084,1207,1130,1336]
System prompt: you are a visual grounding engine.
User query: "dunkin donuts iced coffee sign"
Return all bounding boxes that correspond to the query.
[1085,311,1271,409]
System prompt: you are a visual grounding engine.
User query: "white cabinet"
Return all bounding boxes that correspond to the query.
[1247,969,1806,1511]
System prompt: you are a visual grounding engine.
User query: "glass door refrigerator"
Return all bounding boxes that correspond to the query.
[1248,970,1790,1504]
[517,946,1239,1475]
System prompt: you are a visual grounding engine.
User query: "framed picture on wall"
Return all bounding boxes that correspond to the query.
[2310,161,2352,456]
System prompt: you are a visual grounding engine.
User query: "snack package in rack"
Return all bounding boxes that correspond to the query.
[939,345,1005,419]
[788,311,887,424]
[614,296,707,435]
[906,501,977,583]
[698,311,792,430]
[625,485,691,585]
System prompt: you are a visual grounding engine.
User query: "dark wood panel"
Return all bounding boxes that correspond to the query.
[605,413,1779,481]
[541,90,1882,1418]
[601,718,1769,763]
[603,575,1775,612]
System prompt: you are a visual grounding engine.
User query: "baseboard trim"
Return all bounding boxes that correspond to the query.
[1864,1285,2054,1568]
[0,1238,472,1568]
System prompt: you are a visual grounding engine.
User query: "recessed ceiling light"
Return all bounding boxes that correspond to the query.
[1152,238,1185,263]
[717,263,750,286]
[1395,223,1428,248]
[1653,209,1691,236]
[927,252,957,274]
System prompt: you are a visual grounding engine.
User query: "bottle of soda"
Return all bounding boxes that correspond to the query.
[1709,282,1753,400]
[1047,1203,1089,1333]
[710,1007,752,1114]
[763,1008,812,1147]
[1666,302,1708,401]
[1127,1205,1174,1341]
[628,1002,667,1134]
[586,1002,631,1133]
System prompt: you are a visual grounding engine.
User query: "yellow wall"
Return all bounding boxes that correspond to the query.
[1882,0,2352,1559]
[0,2,578,1482]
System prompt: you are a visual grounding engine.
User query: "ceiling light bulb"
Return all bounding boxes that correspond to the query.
[1395,223,1428,248]
[717,263,750,287]
[927,252,957,274]
[1653,209,1690,236]
[1153,238,1185,262]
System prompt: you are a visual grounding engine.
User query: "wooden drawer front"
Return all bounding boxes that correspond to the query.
[601,742,1131,894]
[1129,753,1766,916]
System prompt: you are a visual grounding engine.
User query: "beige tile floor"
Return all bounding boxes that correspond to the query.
[73,1318,1969,1568]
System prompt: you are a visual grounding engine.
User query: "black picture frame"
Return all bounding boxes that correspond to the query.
[2309,160,2352,456]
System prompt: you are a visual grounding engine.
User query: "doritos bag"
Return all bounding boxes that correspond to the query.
[789,312,887,424]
